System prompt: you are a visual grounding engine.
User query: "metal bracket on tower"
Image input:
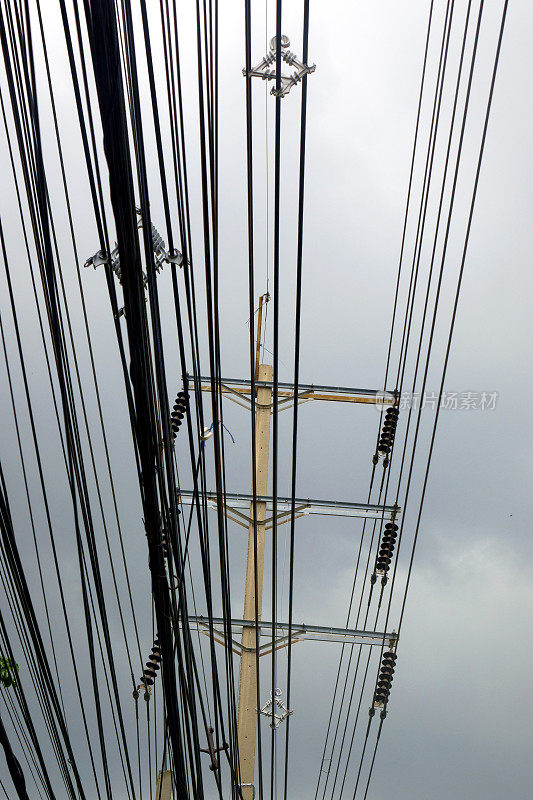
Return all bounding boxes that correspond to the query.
[243,35,316,98]
[259,689,293,729]
[83,209,184,282]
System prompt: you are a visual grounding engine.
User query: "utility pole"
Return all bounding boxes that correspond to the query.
[183,302,400,799]
[155,769,172,800]
[236,297,272,799]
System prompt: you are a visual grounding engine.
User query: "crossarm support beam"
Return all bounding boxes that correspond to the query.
[187,374,397,407]
[178,490,400,522]
[187,616,398,649]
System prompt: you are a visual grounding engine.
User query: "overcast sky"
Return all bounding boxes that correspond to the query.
[0,1,532,799]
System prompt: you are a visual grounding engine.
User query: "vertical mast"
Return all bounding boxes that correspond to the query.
[237,299,272,799]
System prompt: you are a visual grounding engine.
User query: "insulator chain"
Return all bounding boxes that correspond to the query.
[171,391,189,442]
[134,638,162,699]
[373,406,399,468]
[371,521,399,587]
[373,650,397,709]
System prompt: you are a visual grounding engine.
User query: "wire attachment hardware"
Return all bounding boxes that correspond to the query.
[243,35,316,98]
[259,688,293,729]
[199,727,229,771]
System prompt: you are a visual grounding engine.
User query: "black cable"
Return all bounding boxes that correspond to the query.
[83,2,196,794]
[363,4,508,797]
[1,3,140,792]
[35,0,143,674]
[244,2,264,798]
[397,0,509,637]
[0,570,60,800]
[393,0,455,398]
[2,0,231,795]
[0,711,29,800]
[329,2,462,786]
[313,2,438,789]
[0,473,72,800]
[0,217,67,724]
[317,0,465,786]
[190,0,243,791]
[336,649,374,800]
[363,0,457,630]
[56,0,144,489]
[24,5,138,785]
[361,719,383,800]
[0,223,91,800]
[377,0,488,676]
[382,0,436,389]
[283,4,309,800]
[1,689,47,800]
[271,5,283,798]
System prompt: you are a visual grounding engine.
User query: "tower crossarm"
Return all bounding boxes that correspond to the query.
[186,616,398,649]
[186,374,397,408]
[178,489,400,522]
